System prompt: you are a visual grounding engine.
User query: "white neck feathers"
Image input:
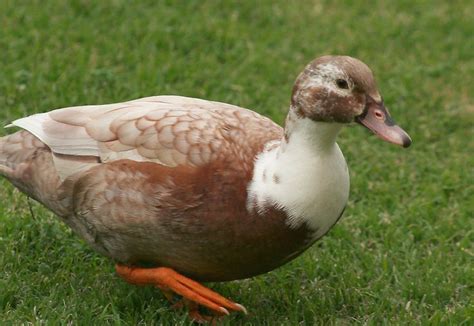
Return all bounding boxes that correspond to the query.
[284,110,343,151]
[247,114,350,236]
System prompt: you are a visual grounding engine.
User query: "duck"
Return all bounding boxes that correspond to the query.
[0,55,411,322]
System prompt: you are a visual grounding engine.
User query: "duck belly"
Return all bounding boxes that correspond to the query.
[64,159,326,281]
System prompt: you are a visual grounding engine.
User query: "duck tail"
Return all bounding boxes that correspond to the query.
[1,131,37,177]
[0,130,70,217]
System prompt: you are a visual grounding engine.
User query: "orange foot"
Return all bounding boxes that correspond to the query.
[115,264,247,322]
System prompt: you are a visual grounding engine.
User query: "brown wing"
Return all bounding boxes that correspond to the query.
[12,96,282,179]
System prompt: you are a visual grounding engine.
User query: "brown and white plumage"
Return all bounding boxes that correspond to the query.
[0,56,411,320]
[2,95,290,279]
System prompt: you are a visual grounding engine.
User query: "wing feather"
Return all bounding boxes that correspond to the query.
[11,96,282,179]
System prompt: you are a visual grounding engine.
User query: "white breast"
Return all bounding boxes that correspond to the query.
[247,118,350,238]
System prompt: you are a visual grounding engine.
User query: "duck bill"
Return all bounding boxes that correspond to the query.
[356,97,412,148]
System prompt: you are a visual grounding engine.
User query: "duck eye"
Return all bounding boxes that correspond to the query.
[336,79,349,89]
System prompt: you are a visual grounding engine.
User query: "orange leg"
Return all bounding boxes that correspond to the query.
[115,264,247,322]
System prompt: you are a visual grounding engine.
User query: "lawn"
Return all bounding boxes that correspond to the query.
[0,0,472,324]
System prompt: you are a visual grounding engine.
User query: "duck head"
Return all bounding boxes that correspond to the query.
[291,55,411,147]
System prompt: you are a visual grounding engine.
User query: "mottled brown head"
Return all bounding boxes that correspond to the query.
[291,55,411,147]
[291,56,380,123]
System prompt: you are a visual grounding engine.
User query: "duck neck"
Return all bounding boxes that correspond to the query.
[281,108,343,154]
[247,108,349,232]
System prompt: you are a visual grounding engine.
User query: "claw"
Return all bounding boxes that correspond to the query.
[235,303,248,315]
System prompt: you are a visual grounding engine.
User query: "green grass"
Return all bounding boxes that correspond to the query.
[1,0,473,324]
